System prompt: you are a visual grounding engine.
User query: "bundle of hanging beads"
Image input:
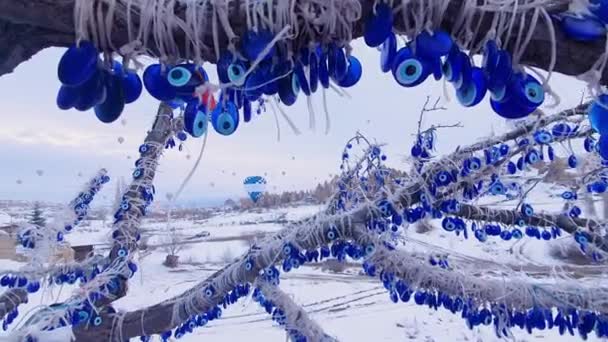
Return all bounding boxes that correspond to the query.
[55,0,602,136]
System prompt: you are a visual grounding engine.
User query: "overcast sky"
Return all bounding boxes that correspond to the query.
[0,39,588,207]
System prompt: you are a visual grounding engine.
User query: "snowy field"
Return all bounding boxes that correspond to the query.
[0,203,605,341]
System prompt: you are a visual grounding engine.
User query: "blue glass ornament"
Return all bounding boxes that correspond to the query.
[456,67,487,107]
[482,40,499,78]
[512,228,523,239]
[559,13,606,41]
[591,0,608,23]
[241,29,276,61]
[487,50,513,93]
[216,52,236,84]
[584,136,595,152]
[521,203,534,217]
[143,64,176,102]
[453,52,472,90]
[167,66,193,87]
[548,145,555,160]
[56,85,80,110]
[74,69,105,111]
[278,73,299,106]
[435,170,453,186]
[294,62,311,96]
[442,217,456,231]
[552,123,573,137]
[588,181,607,193]
[380,33,397,73]
[392,47,431,87]
[58,41,99,87]
[122,70,143,104]
[568,155,578,168]
[171,65,208,103]
[330,46,348,81]
[211,100,239,135]
[415,30,453,59]
[244,64,269,100]
[561,191,577,200]
[512,73,545,110]
[226,60,248,86]
[443,46,465,82]
[337,55,363,88]
[525,149,540,164]
[474,228,488,242]
[507,161,517,174]
[243,99,252,123]
[489,181,505,195]
[94,71,125,123]
[599,134,608,159]
[318,49,330,89]
[533,130,553,144]
[589,94,608,134]
[309,50,319,93]
[364,2,393,47]
[184,102,208,138]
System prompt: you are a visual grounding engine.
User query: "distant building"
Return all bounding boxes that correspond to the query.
[0,231,26,261]
[0,223,20,238]
[71,245,93,262]
[303,195,316,204]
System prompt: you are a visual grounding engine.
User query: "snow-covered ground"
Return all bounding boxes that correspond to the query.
[0,204,605,341]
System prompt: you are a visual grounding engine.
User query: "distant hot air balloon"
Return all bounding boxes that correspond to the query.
[243,176,267,203]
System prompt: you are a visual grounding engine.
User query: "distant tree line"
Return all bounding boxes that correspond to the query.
[232,178,338,210]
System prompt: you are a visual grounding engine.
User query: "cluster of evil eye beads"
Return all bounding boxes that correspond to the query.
[401,118,608,262]
[54,2,557,132]
[141,28,364,138]
[251,285,336,342]
[138,284,250,341]
[366,3,545,118]
[361,261,608,339]
[18,169,110,250]
[252,285,311,342]
[0,171,110,331]
[56,42,142,123]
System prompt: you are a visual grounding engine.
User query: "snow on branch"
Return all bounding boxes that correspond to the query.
[54,101,608,341]
[0,169,110,326]
[255,280,338,341]
[7,104,180,341]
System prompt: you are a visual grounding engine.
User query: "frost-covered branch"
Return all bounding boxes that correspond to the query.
[453,203,608,250]
[58,102,608,341]
[255,281,338,341]
[0,170,109,325]
[8,104,179,341]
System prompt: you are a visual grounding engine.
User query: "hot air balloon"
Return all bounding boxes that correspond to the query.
[243,176,267,203]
